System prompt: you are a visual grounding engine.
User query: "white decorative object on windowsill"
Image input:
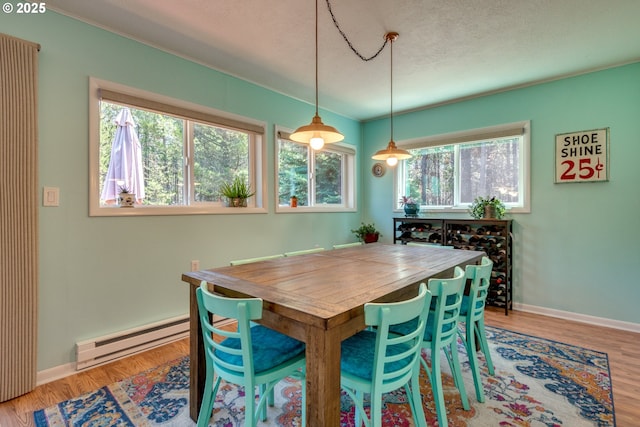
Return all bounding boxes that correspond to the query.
[118,186,135,208]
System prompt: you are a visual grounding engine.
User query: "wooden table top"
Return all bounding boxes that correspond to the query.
[182,243,483,335]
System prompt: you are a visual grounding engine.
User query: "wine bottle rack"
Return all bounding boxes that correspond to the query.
[393,217,513,315]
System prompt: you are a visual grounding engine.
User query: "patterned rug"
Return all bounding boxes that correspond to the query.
[33,326,615,426]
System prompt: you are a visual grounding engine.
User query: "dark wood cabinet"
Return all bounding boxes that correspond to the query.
[393,217,513,315]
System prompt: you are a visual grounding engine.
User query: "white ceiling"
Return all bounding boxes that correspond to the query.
[46,0,640,121]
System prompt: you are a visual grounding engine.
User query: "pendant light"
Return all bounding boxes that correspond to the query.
[290,0,344,150]
[372,32,411,166]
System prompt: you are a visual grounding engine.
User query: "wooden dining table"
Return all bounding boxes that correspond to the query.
[181,243,485,426]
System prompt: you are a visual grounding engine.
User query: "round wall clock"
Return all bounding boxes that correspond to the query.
[372,162,386,177]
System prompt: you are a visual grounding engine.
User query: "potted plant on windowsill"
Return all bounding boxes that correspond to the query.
[351,222,381,244]
[469,196,506,219]
[220,177,255,207]
[118,185,135,208]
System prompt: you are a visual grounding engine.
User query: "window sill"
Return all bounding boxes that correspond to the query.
[276,206,357,214]
[89,205,268,217]
[393,206,529,215]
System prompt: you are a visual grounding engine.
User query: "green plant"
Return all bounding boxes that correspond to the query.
[469,196,506,219]
[351,222,381,242]
[118,185,131,194]
[220,176,255,199]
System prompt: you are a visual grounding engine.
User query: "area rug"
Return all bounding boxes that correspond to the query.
[33,326,615,426]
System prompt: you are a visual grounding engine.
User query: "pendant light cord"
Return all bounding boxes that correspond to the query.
[315,0,320,116]
[389,34,394,141]
[325,0,389,61]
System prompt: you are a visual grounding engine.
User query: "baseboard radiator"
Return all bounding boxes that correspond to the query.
[76,315,189,370]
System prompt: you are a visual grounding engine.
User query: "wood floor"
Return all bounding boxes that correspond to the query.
[1,308,638,427]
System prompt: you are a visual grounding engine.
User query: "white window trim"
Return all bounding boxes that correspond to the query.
[394,120,531,215]
[275,126,357,213]
[89,77,268,216]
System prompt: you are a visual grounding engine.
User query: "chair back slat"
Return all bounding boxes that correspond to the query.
[197,284,263,377]
[428,266,466,347]
[465,256,493,321]
[365,283,431,391]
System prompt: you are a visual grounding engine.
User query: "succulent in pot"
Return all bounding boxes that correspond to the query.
[220,177,255,207]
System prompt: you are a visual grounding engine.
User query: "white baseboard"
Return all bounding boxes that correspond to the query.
[35,317,234,386]
[36,362,76,386]
[514,303,640,334]
[36,335,188,386]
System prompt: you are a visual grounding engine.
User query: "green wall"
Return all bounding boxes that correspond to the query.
[363,62,640,325]
[3,6,639,373]
[1,10,362,370]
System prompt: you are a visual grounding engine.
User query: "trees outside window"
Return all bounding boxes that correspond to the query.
[89,78,264,216]
[276,130,356,212]
[100,102,252,207]
[396,121,529,213]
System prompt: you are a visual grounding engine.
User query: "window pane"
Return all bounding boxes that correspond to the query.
[278,139,308,206]
[275,130,355,211]
[405,145,455,206]
[459,138,520,203]
[99,102,184,206]
[193,123,249,203]
[139,111,183,205]
[402,137,521,207]
[315,150,342,205]
[395,122,528,213]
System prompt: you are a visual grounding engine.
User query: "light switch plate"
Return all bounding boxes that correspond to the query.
[43,187,59,206]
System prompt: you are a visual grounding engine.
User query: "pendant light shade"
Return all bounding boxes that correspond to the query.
[290,114,344,149]
[290,0,343,149]
[372,140,412,166]
[371,32,411,166]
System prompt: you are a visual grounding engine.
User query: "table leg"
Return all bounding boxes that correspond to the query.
[305,325,342,427]
[189,284,205,421]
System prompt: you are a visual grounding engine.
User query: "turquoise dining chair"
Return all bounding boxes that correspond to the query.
[406,241,434,246]
[340,283,431,427]
[407,242,454,249]
[283,247,325,256]
[195,281,306,427]
[332,242,364,249]
[230,254,284,265]
[458,256,494,402]
[390,266,469,427]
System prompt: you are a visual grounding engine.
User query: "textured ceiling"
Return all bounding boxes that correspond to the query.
[45,0,640,120]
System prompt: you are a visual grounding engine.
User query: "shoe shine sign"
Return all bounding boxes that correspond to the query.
[555,128,609,183]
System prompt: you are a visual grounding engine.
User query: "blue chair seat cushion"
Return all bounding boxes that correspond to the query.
[216,325,305,373]
[340,330,413,380]
[460,295,470,316]
[459,295,484,316]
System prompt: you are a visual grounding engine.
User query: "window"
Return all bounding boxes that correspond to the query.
[89,78,266,216]
[395,121,530,213]
[276,129,356,212]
